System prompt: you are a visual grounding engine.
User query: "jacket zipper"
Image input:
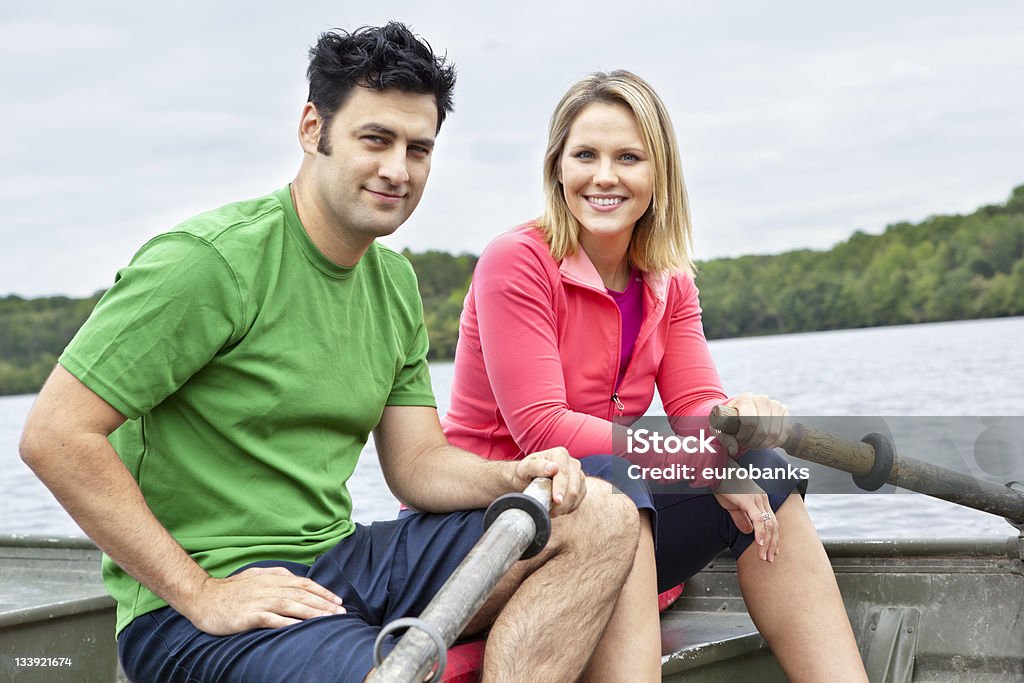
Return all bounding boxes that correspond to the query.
[608,283,650,421]
[561,273,650,422]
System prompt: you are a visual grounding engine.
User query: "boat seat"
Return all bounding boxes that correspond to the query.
[659,609,768,677]
[438,609,766,682]
[0,537,120,682]
[0,538,114,627]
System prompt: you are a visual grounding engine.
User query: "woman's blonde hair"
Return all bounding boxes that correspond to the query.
[539,70,695,275]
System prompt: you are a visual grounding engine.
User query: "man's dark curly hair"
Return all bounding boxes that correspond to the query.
[306,22,456,154]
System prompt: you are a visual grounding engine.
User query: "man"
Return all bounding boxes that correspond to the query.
[19,23,645,683]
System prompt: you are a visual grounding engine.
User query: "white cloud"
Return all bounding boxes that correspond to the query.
[2,1,1022,295]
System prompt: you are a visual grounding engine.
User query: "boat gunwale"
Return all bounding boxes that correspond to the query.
[2,533,1021,564]
[0,534,97,550]
[821,535,1022,559]
[0,595,115,628]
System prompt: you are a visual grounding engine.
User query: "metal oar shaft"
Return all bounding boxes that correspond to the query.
[710,406,1024,523]
[368,478,552,683]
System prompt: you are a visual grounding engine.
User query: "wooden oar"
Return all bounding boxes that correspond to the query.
[367,478,553,683]
[710,405,1024,527]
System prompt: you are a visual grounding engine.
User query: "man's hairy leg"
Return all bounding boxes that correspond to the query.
[461,478,641,682]
[581,510,660,683]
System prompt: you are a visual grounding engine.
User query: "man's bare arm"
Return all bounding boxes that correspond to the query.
[373,405,585,516]
[19,365,345,634]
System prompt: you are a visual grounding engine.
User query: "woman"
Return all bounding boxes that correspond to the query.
[442,71,868,681]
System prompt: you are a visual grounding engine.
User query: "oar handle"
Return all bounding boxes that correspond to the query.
[484,477,552,559]
[710,405,876,475]
[523,476,553,511]
[709,405,1024,526]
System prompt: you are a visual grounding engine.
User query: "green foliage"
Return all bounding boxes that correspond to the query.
[0,293,103,395]
[402,249,478,361]
[2,184,1022,396]
[695,184,1024,339]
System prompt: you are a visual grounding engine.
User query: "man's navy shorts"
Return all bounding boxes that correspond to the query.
[117,455,652,683]
[118,510,491,683]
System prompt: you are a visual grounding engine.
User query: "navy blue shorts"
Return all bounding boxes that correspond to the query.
[117,455,656,683]
[118,510,490,683]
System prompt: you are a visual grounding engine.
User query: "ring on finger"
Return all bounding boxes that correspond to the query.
[760,511,772,522]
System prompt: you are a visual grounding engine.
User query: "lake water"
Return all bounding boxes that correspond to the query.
[2,316,1022,540]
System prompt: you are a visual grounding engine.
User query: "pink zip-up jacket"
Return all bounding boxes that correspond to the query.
[442,222,732,484]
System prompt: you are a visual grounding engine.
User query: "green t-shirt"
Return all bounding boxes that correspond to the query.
[59,186,435,634]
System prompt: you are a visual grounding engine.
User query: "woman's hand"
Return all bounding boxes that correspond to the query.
[713,476,779,562]
[715,392,790,457]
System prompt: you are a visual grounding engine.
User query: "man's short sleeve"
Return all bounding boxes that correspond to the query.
[385,283,435,408]
[59,233,241,419]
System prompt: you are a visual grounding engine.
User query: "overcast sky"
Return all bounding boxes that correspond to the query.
[2,1,1022,297]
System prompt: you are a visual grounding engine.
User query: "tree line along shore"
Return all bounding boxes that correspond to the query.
[2,185,1022,397]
